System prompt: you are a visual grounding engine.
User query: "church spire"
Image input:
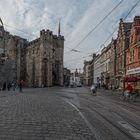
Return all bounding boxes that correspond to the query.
[58,20,60,36]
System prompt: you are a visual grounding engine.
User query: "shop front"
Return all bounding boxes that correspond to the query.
[125,67,140,90]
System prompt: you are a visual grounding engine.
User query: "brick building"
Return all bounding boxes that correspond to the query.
[126,16,140,89]
[115,18,132,88]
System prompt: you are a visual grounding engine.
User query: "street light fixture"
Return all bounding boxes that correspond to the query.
[71,49,80,52]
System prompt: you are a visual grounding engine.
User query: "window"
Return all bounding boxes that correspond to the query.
[130,50,132,63]
[131,36,133,44]
[137,27,140,34]
[138,47,140,59]
[132,50,135,62]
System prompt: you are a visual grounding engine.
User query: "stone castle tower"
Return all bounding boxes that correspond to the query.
[0,25,64,87]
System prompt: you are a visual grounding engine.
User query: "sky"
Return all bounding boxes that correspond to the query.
[0,0,140,72]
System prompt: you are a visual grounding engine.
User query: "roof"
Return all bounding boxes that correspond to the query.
[123,22,132,32]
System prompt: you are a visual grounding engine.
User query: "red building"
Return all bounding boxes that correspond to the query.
[126,16,140,89]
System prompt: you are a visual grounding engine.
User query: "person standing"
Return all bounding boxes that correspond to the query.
[12,82,16,91]
[2,82,6,91]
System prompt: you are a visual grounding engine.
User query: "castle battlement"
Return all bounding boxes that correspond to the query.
[40,29,53,36]
[28,38,40,46]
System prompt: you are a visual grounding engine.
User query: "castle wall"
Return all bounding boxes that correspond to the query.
[0,26,64,87]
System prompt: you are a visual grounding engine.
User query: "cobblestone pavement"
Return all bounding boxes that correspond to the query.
[0,89,95,140]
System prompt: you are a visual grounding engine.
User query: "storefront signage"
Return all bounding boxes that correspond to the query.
[126,67,140,75]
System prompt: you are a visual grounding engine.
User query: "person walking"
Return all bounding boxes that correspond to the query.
[18,80,23,92]
[7,82,11,91]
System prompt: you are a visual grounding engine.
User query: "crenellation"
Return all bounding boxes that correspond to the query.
[53,35,58,39]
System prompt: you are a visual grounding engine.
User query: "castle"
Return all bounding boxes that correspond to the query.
[0,25,64,87]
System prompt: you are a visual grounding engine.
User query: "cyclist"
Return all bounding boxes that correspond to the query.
[126,83,133,94]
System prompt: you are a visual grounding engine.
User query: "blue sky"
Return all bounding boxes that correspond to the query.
[0,0,140,72]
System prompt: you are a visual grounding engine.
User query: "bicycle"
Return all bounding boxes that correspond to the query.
[120,90,139,102]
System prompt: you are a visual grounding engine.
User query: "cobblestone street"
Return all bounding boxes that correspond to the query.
[0,88,94,140]
[0,87,140,140]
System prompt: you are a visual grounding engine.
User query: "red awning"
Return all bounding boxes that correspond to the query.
[124,76,140,82]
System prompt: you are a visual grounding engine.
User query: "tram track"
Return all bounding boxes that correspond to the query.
[78,96,140,140]
[78,95,140,124]
[78,93,140,112]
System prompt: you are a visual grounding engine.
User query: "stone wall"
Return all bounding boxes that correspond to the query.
[0,26,64,87]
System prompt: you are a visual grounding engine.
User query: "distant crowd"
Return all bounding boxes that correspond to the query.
[1,80,24,92]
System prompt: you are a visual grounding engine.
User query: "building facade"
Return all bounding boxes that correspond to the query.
[63,68,70,86]
[100,47,106,86]
[110,39,117,88]
[94,54,101,87]
[83,60,90,86]
[100,44,111,88]
[83,54,96,86]
[89,54,96,85]
[126,16,140,89]
[115,19,132,88]
[26,29,64,87]
[0,25,64,87]
[0,26,27,85]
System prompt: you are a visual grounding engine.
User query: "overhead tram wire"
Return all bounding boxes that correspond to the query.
[64,0,124,55]
[4,24,37,38]
[90,0,140,55]
[64,52,94,63]
[64,55,92,63]
[82,0,140,56]
[65,0,140,63]
[103,0,140,46]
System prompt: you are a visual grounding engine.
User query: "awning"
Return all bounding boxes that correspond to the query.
[124,76,140,82]
[126,67,140,75]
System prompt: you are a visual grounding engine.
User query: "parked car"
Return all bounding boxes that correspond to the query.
[77,83,82,87]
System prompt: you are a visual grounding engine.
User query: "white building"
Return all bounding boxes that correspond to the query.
[100,44,111,87]
[70,72,82,87]
[94,54,101,84]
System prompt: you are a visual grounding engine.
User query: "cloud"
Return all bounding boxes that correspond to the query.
[0,0,140,71]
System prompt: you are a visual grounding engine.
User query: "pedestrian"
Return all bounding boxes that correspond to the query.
[2,82,6,91]
[126,83,133,94]
[18,80,23,92]
[90,84,97,95]
[7,82,11,91]
[12,82,16,91]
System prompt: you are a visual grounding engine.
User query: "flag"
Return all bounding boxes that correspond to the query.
[58,20,60,36]
[0,17,3,26]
